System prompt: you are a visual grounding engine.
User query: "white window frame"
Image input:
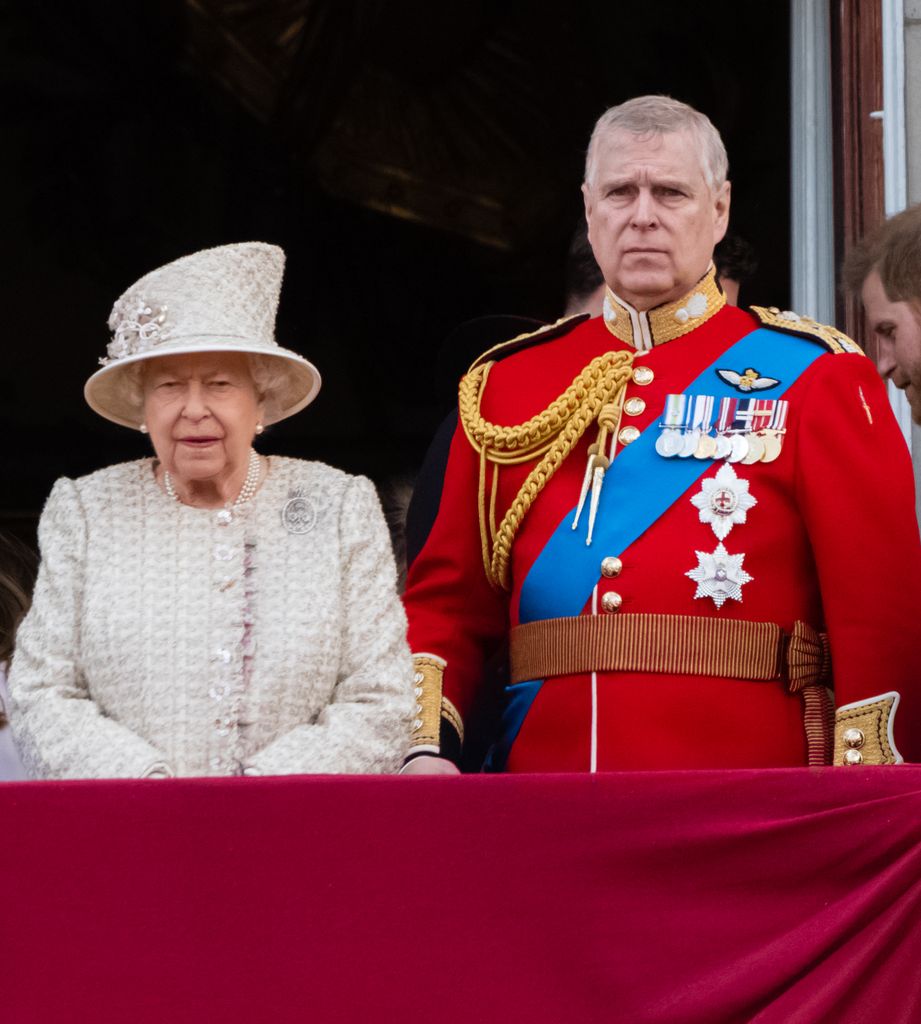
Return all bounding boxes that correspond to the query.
[790,0,835,326]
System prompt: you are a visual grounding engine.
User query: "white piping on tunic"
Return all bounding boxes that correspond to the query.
[590,584,599,773]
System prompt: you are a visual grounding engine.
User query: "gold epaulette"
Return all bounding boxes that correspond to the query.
[468,313,589,372]
[749,306,865,356]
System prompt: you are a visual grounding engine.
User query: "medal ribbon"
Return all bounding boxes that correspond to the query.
[696,394,715,435]
[680,395,697,433]
[730,397,757,433]
[660,393,687,429]
[716,397,736,434]
[767,399,789,431]
[749,399,775,432]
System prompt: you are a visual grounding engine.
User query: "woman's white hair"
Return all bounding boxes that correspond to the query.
[584,95,728,193]
[247,354,290,423]
[123,352,290,424]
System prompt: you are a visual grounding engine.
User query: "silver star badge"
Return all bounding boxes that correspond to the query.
[690,463,757,540]
[686,542,753,609]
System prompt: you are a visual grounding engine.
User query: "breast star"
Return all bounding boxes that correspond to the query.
[690,463,758,540]
[685,542,754,609]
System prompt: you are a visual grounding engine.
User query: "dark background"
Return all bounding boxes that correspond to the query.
[0,0,790,539]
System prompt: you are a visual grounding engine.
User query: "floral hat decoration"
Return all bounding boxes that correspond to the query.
[84,242,321,429]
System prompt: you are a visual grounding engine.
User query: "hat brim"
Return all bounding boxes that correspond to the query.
[84,340,322,430]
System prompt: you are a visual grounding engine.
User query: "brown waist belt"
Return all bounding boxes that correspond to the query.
[508,614,830,688]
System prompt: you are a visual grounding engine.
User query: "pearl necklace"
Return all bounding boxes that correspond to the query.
[164,448,262,511]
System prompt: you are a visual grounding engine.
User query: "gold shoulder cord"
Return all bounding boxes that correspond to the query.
[458,350,634,590]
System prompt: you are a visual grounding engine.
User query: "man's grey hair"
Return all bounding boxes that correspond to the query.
[584,95,728,193]
[122,351,289,424]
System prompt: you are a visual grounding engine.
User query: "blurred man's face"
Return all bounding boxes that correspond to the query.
[861,270,921,424]
[582,128,730,311]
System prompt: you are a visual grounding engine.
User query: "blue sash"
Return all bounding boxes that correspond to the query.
[485,327,824,771]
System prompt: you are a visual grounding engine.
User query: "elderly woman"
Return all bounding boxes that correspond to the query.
[10,242,414,778]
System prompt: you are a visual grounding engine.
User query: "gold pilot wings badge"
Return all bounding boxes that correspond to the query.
[716,367,780,392]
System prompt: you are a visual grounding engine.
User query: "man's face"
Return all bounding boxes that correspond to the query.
[582,129,730,310]
[861,270,921,423]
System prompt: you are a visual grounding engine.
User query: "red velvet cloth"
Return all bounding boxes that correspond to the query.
[2,769,920,1023]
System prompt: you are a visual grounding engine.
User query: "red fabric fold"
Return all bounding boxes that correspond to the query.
[2,769,919,1023]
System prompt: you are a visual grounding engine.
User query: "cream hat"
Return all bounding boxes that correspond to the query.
[84,242,321,429]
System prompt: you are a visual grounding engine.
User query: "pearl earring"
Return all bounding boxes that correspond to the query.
[255,424,264,435]
[139,423,148,434]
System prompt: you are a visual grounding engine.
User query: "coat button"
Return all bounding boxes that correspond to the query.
[600,556,622,578]
[618,426,640,445]
[601,591,623,613]
[843,748,864,765]
[843,728,865,749]
[632,366,654,385]
[624,397,646,417]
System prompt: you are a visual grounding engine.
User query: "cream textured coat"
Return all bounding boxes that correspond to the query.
[10,457,414,778]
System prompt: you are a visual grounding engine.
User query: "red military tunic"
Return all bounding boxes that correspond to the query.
[403,272,921,770]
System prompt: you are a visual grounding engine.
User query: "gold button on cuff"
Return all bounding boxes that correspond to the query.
[600,556,622,578]
[624,397,647,417]
[600,591,623,613]
[632,366,654,385]
[843,748,864,766]
[618,426,641,445]
[843,728,865,749]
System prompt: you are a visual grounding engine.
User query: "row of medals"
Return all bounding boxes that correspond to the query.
[655,426,785,464]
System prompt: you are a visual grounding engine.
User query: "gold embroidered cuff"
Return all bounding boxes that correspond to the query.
[411,654,445,751]
[833,692,903,766]
[410,653,464,760]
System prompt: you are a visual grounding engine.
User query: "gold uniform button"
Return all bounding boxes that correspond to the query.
[632,366,654,385]
[601,591,623,613]
[843,748,864,766]
[600,556,622,578]
[618,426,641,445]
[624,397,646,417]
[843,728,865,749]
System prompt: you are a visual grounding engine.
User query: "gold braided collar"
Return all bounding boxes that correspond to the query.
[602,266,726,351]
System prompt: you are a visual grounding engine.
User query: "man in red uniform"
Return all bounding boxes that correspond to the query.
[402,95,921,774]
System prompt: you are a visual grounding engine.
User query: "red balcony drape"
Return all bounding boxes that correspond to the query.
[2,768,919,1023]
